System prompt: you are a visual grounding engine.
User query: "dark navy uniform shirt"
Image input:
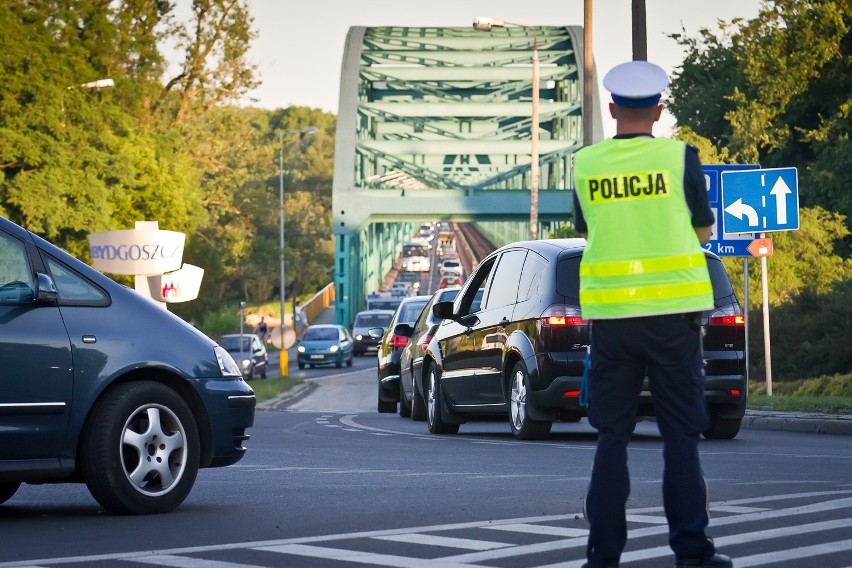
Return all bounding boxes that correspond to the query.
[572,134,715,234]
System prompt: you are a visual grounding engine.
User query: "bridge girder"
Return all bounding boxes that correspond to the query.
[332,25,601,325]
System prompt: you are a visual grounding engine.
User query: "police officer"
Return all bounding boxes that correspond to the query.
[573,61,732,568]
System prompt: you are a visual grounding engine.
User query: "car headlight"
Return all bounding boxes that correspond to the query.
[240,359,251,368]
[297,345,306,353]
[214,346,242,377]
[329,345,339,353]
[356,335,363,340]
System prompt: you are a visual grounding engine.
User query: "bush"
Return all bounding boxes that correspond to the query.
[747,278,852,381]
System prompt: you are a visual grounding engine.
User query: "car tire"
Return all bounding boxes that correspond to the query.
[0,482,21,505]
[399,381,412,418]
[260,363,268,379]
[703,407,742,440]
[335,360,343,368]
[298,362,305,369]
[346,356,353,367]
[81,381,200,515]
[410,372,427,421]
[246,365,254,381]
[377,389,396,413]
[509,361,552,440]
[426,363,459,434]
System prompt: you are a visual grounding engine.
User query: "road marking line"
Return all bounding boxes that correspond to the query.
[373,534,513,550]
[253,544,486,568]
[624,514,668,524]
[442,498,852,564]
[129,555,258,567]
[710,505,770,513]
[535,517,852,568]
[485,524,588,538]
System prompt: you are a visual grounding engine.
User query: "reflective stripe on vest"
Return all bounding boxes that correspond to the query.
[574,138,714,319]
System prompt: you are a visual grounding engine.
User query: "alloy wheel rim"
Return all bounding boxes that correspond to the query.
[427,369,436,425]
[511,370,526,430]
[120,404,187,496]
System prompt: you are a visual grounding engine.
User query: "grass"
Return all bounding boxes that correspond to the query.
[747,394,852,414]
[247,376,301,403]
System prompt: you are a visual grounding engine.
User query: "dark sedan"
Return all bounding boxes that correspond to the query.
[0,216,255,514]
[420,238,746,440]
[394,287,461,419]
[376,295,431,413]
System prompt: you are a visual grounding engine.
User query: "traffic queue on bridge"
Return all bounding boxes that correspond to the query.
[368,223,748,441]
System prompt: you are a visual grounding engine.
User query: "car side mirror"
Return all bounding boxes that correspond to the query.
[393,323,414,337]
[432,301,455,321]
[36,272,58,303]
[367,327,384,339]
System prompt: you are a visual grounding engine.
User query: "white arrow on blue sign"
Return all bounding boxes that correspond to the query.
[721,167,799,234]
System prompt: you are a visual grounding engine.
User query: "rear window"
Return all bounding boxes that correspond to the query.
[367,299,401,311]
[555,256,581,303]
[354,313,393,327]
[556,254,736,304]
[706,257,735,300]
[398,300,429,324]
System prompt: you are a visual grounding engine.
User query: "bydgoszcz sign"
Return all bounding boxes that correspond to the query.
[88,222,184,276]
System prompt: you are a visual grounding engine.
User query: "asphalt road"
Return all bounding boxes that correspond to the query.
[1,356,851,568]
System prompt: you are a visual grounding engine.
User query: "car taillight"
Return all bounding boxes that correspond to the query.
[541,305,587,327]
[389,334,409,348]
[709,304,744,326]
[420,333,434,347]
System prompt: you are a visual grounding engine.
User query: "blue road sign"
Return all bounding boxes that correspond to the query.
[702,165,760,257]
[721,167,799,234]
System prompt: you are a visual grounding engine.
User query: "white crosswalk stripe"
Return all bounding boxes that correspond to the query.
[3,491,851,568]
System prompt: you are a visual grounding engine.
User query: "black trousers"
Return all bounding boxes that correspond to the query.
[585,314,715,565]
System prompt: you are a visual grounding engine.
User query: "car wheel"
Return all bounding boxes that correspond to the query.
[399,381,412,418]
[410,371,427,421]
[509,361,552,440]
[346,356,353,367]
[81,381,200,515]
[298,362,305,369]
[377,388,396,413]
[260,363,268,379]
[426,363,459,434]
[703,407,742,440]
[0,482,21,505]
[246,365,255,381]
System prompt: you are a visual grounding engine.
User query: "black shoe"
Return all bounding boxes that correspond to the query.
[675,552,733,567]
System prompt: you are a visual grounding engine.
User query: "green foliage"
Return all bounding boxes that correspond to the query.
[747,277,852,381]
[749,373,852,413]
[668,0,852,237]
[722,207,852,305]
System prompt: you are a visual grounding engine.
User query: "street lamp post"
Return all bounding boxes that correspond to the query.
[278,127,317,358]
[473,17,540,240]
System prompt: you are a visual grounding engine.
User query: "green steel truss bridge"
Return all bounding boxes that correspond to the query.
[332,25,602,325]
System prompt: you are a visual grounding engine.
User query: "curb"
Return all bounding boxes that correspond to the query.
[742,410,852,436]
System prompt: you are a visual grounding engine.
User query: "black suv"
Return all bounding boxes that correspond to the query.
[422,239,746,440]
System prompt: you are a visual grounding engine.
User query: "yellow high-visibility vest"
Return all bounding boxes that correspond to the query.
[573,137,714,319]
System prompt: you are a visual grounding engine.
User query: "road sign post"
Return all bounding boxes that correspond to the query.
[720,167,800,396]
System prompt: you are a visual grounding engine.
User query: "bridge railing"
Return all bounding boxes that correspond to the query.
[300,282,335,325]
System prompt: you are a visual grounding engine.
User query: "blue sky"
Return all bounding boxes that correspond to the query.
[241,0,762,137]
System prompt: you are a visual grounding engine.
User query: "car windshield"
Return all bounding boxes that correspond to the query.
[221,336,252,351]
[354,313,393,327]
[368,299,401,311]
[301,327,339,341]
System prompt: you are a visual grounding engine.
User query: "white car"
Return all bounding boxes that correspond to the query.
[405,255,431,272]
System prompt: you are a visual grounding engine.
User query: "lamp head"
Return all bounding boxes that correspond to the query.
[473,17,504,31]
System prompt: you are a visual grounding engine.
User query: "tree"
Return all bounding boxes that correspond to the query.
[154,0,257,124]
[668,0,852,236]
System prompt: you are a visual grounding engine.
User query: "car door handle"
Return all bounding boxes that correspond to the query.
[499,318,510,328]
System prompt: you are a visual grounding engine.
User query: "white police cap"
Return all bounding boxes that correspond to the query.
[603,61,669,107]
